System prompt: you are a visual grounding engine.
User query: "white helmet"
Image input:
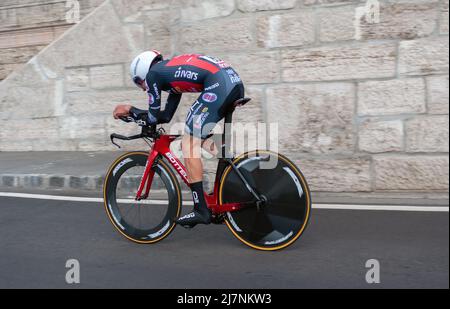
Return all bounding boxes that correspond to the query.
[130,50,162,88]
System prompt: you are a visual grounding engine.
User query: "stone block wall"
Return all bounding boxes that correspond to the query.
[0,0,448,196]
[0,0,103,80]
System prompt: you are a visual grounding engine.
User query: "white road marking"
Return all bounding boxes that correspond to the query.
[0,192,448,212]
[0,192,180,205]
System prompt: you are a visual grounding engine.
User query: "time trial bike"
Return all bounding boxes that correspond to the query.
[103,98,311,251]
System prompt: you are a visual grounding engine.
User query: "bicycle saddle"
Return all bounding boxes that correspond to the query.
[232,97,251,108]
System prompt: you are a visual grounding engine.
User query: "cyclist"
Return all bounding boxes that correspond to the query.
[113,50,245,228]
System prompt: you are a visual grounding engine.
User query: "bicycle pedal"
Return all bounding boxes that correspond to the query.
[211,214,225,224]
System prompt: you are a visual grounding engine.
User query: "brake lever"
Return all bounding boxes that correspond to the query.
[110,133,145,148]
[110,134,122,149]
[111,117,134,148]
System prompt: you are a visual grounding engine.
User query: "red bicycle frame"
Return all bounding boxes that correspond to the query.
[134,134,242,214]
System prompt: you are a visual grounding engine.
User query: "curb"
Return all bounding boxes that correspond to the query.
[0,173,196,193]
[0,174,105,191]
[1,174,448,207]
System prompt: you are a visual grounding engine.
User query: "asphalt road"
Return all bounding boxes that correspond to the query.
[0,196,448,289]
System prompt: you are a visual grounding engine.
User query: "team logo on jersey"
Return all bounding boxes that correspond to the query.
[202,93,218,103]
[153,83,160,99]
[205,83,220,91]
[226,69,241,84]
[148,93,155,105]
[186,101,203,124]
[200,55,230,69]
[194,111,210,129]
[174,67,199,81]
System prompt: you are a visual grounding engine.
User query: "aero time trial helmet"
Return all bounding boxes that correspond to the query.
[130,50,162,89]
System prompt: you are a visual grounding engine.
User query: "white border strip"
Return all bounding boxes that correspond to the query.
[1,192,102,202]
[0,192,448,212]
[314,204,449,212]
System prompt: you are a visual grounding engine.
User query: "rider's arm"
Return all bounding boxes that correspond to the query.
[129,92,181,126]
[159,92,182,124]
[127,106,149,126]
[128,73,161,126]
[146,73,162,125]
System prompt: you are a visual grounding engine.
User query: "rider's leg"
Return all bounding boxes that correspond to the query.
[176,134,212,227]
[176,81,244,227]
[182,134,203,183]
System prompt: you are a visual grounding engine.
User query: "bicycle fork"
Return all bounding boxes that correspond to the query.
[225,158,267,210]
[135,150,158,201]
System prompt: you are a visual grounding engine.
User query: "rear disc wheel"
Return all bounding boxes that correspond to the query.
[219,151,311,251]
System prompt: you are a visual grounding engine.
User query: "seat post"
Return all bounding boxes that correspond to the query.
[222,111,234,159]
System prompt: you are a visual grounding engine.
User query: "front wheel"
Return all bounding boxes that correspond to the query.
[103,152,182,244]
[219,150,312,251]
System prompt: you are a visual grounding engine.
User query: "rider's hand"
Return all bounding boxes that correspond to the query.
[113,104,132,119]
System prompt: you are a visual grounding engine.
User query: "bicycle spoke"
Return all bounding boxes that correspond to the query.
[104,151,181,243]
[138,204,142,229]
[121,202,135,219]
